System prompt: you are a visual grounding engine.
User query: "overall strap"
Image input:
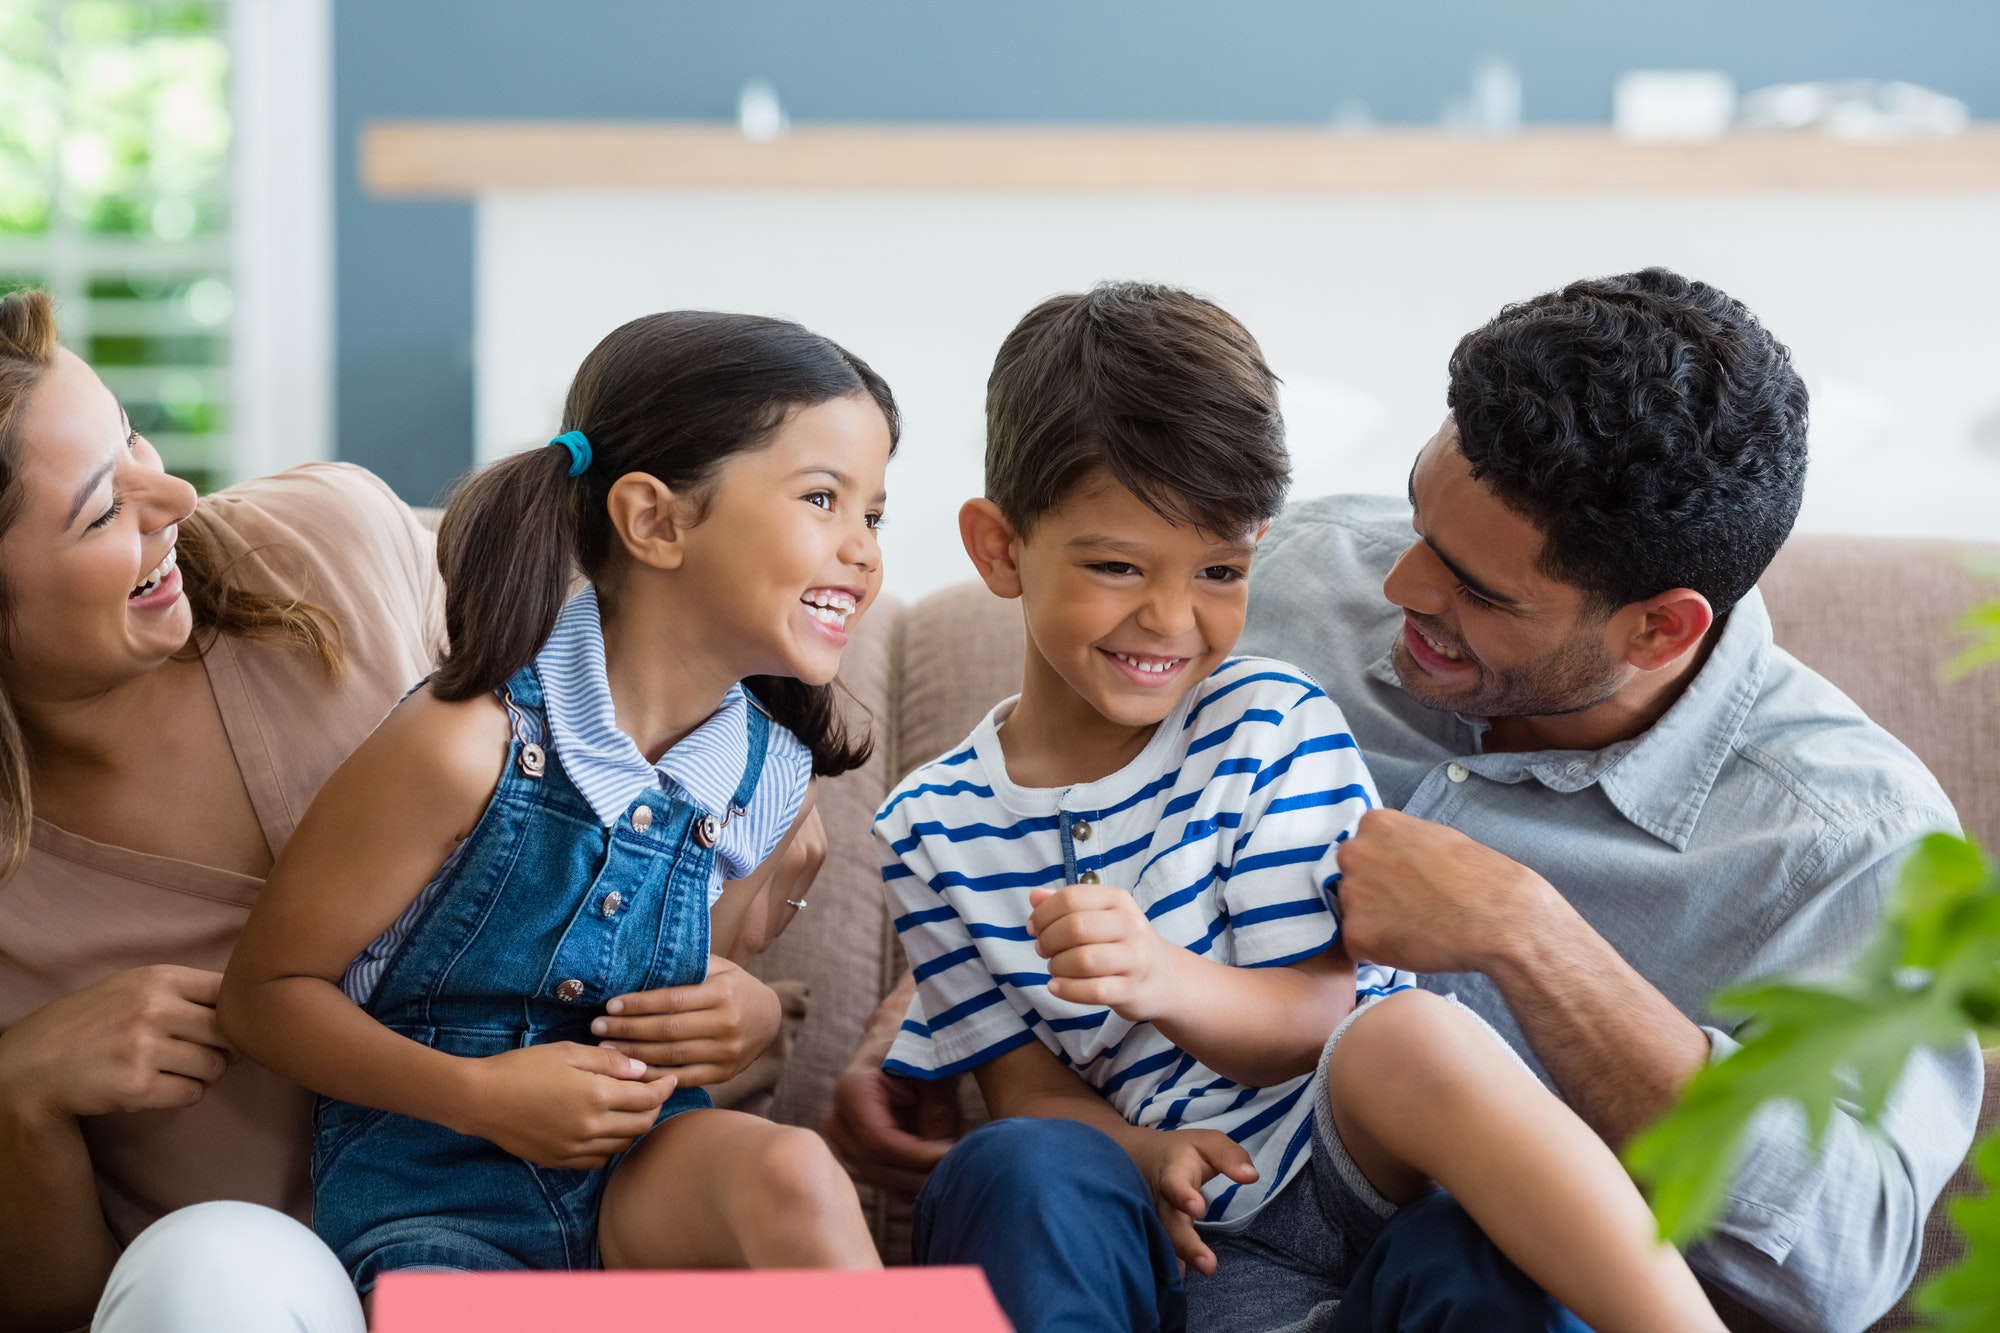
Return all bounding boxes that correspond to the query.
[497,664,550,775]
[729,694,773,813]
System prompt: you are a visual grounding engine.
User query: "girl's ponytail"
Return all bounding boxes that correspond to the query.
[430,444,581,701]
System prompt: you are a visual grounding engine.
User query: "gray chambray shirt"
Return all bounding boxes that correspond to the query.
[1240,494,1980,1332]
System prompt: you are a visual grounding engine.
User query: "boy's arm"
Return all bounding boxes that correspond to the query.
[1030,886,1355,1086]
[973,1038,1254,1275]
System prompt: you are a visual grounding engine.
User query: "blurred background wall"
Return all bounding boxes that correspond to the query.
[6,1,1998,600]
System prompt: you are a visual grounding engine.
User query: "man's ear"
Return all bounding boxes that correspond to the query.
[959,498,1025,600]
[606,472,695,571]
[1620,589,1714,672]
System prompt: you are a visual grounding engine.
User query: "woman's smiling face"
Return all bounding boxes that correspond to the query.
[0,346,199,700]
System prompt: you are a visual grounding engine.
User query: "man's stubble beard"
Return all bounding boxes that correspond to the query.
[1390,627,1625,722]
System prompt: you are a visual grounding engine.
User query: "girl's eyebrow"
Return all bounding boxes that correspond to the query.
[790,465,888,504]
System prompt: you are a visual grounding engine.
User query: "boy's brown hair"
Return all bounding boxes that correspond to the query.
[984,282,1289,538]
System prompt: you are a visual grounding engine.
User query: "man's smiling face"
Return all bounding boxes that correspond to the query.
[1381,417,1627,720]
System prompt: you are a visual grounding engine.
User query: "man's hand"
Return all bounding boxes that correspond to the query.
[1028,884,1184,1022]
[593,956,783,1088]
[1126,1128,1258,1276]
[1335,808,1573,975]
[822,976,963,1197]
[461,1042,672,1169]
[0,965,234,1123]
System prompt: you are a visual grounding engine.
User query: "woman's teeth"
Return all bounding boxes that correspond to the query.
[802,589,856,626]
[130,547,177,599]
[1112,651,1181,674]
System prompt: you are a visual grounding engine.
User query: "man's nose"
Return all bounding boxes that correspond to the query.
[1383,542,1449,616]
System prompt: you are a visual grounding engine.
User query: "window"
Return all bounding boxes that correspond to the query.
[0,0,232,491]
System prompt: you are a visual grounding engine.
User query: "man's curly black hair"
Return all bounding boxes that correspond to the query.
[1446,267,1809,618]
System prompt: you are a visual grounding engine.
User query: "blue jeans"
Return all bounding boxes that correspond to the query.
[913,1119,1588,1333]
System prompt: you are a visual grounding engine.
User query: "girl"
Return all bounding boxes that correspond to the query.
[220,312,894,1290]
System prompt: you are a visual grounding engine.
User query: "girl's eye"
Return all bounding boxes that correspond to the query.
[803,490,833,510]
[1454,582,1499,612]
[865,511,886,531]
[86,497,123,532]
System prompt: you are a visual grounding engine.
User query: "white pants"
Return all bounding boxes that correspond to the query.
[93,1201,363,1333]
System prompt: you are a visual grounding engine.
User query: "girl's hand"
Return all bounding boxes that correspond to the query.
[592,957,783,1087]
[0,965,233,1122]
[462,1043,674,1169]
[1127,1128,1259,1276]
[1028,885,1186,1022]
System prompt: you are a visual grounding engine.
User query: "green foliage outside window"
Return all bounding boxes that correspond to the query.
[0,0,231,491]
[1628,590,2000,1330]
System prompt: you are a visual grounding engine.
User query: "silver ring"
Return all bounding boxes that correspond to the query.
[784,898,809,910]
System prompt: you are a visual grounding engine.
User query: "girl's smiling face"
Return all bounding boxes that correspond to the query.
[0,347,199,701]
[670,393,892,687]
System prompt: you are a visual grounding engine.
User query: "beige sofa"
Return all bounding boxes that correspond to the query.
[748,529,2000,1332]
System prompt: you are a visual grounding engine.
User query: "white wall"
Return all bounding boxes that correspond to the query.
[478,188,2000,602]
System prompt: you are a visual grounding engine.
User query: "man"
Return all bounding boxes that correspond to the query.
[827,269,1978,1331]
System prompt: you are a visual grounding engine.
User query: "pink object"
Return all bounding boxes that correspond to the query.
[371,1267,1012,1332]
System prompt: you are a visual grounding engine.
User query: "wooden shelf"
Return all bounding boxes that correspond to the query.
[362,122,2000,196]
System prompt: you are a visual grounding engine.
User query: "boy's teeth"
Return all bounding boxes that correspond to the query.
[1114,652,1177,674]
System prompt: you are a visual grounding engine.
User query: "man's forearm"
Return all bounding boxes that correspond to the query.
[1484,905,1708,1147]
[0,1094,119,1332]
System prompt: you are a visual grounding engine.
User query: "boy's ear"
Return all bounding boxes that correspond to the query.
[606,472,695,571]
[959,498,1025,600]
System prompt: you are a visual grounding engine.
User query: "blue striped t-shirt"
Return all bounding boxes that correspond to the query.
[878,656,1415,1229]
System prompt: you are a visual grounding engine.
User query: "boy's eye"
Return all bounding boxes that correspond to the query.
[1453,582,1499,612]
[1088,561,1138,577]
[1198,565,1245,582]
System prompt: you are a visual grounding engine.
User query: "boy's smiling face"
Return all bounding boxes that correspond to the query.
[967,471,1262,737]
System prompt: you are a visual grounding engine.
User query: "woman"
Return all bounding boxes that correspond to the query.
[0,291,816,1331]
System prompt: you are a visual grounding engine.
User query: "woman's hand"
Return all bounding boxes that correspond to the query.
[0,965,233,1122]
[1125,1127,1259,1276]
[460,1043,673,1169]
[592,956,783,1087]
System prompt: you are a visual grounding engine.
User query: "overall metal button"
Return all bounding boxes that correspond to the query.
[1076,870,1101,885]
[600,891,622,917]
[1071,821,1092,841]
[1445,762,1470,783]
[694,813,723,848]
[517,743,546,778]
[554,978,585,1002]
[631,806,653,832]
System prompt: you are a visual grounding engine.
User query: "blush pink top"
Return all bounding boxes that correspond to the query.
[0,462,443,1246]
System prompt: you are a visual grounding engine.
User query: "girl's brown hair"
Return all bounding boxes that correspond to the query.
[430,310,899,777]
[0,289,343,879]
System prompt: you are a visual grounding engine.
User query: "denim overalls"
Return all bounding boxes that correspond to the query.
[312,663,769,1288]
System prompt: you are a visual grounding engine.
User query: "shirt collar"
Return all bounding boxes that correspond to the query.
[1366,589,1773,850]
[537,585,755,826]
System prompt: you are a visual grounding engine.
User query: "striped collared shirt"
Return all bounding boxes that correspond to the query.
[879,656,1415,1230]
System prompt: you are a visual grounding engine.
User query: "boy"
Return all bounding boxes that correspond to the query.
[877,283,1723,1333]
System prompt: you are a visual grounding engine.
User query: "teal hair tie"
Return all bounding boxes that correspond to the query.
[550,430,591,477]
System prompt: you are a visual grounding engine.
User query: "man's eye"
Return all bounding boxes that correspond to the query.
[1454,582,1499,612]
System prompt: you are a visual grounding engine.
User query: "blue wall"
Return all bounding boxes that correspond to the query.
[335,0,2000,501]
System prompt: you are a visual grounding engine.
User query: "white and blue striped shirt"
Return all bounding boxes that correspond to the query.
[879,656,1414,1229]
[341,586,810,1004]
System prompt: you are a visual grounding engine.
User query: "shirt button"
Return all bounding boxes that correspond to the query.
[554,979,585,1002]
[1071,821,1092,841]
[1077,871,1101,884]
[1445,762,1470,783]
[631,806,653,832]
[600,891,622,917]
[1565,762,1586,778]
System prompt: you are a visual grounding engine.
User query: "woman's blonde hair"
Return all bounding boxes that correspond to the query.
[0,289,343,880]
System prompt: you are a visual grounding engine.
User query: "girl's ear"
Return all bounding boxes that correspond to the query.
[959,498,1025,600]
[606,472,696,571]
